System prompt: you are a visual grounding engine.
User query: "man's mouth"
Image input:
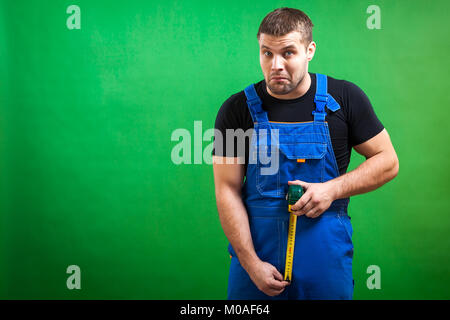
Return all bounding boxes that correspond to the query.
[272,76,288,81]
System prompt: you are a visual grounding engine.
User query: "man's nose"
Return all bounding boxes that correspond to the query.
[271,55,284,71]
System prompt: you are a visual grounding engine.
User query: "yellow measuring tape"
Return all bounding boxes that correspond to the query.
[284,185,304,282]
[284,206,297,282]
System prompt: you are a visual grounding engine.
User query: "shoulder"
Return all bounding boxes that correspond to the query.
[326,75,370,103]
[215,82,262,130]
[324,74,373,117]
[220,80,265,110]
[324,74,384,145]
[215,90,246,129]
[219,90,246,114]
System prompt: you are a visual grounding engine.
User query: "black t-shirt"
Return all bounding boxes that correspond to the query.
[213,72,384,176]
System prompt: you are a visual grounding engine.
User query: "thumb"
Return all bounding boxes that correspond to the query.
[288,180,309,189]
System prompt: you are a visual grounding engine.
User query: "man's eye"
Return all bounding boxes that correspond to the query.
[264,51,272,56]
[285,51,293,56]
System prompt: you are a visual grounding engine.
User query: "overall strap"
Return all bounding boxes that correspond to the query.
[313,73,342,122]
[244,84,269,124]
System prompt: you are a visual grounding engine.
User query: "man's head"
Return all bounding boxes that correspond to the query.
[257,8,316,98]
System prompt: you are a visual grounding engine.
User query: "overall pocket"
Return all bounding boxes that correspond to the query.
[255,140,327,198]
[337,214,353,245]
[255,144,282,198]
[336,214,354,259]
[278,142,327,192]
[251,128,282,198]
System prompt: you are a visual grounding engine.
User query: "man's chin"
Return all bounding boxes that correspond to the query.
[268,85,292,95]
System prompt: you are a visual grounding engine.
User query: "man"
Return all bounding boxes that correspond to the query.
[212,7,399,300]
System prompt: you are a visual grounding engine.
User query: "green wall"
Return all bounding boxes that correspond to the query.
[1,0,449,299]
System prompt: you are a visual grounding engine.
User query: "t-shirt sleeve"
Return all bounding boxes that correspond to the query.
[212,94,243,158]
[344,81,385,147]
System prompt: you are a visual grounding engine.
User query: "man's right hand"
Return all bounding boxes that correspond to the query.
[247,260,290,297]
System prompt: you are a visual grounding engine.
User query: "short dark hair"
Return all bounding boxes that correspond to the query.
[257,7,314,45]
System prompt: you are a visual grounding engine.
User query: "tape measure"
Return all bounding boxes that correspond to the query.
[284,184,304,282]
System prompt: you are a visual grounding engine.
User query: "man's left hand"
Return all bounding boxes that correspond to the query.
[288,180,336,218]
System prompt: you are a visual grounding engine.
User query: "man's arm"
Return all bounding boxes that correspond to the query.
[213,156,289,296]
[290,129,399,217]
[212,156,258,270]
[329,128,399,199]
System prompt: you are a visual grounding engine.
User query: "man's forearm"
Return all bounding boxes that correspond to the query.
[327,150,399,200]
[215,186,260,272]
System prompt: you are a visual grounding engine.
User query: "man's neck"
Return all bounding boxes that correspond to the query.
[266,72,311,100]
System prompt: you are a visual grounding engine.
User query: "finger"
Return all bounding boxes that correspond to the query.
[310,208,325,218]
[272,268,284,281]
[269,288,285,296]
[292,192,312,213]
[290,192,311,211]
[267,283,287,295]
[269,272,288,290]
[312,203,332,218]
[274,271,290,286]
[288,180,309,189]
[268,276,290,289]
[305,206,321,218]
[268,279,287,290]
[293,200,314,216]
[288,179,304,185]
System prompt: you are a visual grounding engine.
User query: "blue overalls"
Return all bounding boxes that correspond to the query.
[227,73,354,300]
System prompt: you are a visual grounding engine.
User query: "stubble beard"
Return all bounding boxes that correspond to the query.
[267,71,306,96]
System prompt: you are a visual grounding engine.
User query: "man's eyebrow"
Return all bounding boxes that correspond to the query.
[260,45,297,50]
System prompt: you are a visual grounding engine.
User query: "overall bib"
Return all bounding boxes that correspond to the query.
[227,73,354,300]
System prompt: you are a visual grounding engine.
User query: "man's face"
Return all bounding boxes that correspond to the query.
[259,31,315,97]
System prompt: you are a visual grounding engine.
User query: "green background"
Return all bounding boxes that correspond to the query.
[1,0,449,299]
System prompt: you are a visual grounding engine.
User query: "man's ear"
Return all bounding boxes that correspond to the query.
[306,41,316,61]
